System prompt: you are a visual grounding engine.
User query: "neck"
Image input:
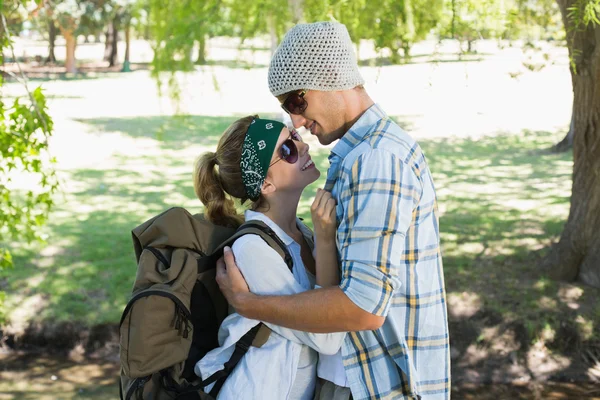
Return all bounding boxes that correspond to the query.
[258,193,301,237]
[343,89,375,133]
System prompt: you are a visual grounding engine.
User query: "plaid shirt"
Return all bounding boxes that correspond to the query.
[326,104,450,400]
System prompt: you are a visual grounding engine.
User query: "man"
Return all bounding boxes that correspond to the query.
[217,21,450,400]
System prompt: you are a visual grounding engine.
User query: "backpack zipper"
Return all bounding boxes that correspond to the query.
[120,290,191,332]
[144,246,170,269]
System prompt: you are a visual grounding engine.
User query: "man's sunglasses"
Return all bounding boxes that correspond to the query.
[269,130,303,167]
[281,90,308,115]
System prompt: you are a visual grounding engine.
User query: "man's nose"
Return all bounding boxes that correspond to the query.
[290,114,307,129]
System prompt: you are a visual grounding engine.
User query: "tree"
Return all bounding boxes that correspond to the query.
[541,0,600,287]
[227,0,292,55]
[149,0,223,73]
[35,0,87,73]
[368,0,443,61]
[0,9,57,321]
[439,0,506,53]
[46,19,57,63]
[304,0,443,62]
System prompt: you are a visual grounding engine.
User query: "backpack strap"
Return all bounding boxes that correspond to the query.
[199,220,294,397]
[200,323,261,396]
[206,220,294,272]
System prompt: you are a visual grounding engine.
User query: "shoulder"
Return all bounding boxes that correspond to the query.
[232,234,274,254]
[231,234,286,274]
[344,120,428,180]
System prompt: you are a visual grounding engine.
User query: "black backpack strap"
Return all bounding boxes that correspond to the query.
[198,323,261,396]
[207,220,293,272]
[197,221,294,397]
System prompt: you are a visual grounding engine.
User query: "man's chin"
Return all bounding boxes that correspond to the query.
[316,132,341,146]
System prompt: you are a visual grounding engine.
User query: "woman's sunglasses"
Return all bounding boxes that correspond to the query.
[281,90,308,115]
[269,130,303,167]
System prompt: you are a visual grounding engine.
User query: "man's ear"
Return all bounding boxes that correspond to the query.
[261,178,277,196]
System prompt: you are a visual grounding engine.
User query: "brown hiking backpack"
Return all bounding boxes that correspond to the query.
[119,207,293,400]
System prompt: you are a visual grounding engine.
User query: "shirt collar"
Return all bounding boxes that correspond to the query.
[330,103,387,160]
[244,210,306,247]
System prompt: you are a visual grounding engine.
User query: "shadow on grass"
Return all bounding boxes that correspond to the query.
[2,62,152,83]
[358,52,488,66]
[204,59,269,69]
[3,120,600,384]
[0,353,119,399]
[417,130,600,383]
[75,115,273,150]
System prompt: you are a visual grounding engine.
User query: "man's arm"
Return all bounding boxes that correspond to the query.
[216,247,384,333]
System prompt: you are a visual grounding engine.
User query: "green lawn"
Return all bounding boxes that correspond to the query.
[2,112,599,355]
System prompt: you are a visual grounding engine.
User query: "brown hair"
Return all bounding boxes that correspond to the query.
[194,115,266,228]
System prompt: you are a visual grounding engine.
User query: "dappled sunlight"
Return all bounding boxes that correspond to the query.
[0,354,118,400]
[527,342,572,379]
[4,56,600,393]
[588,363,600,381]
[575,316,594,341]
[447,291,482,319]
[4,294,49,336]
[538,296,558,310]
[557,285,584,309]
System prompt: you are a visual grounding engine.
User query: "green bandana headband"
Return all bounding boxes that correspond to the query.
[241,118,285,201]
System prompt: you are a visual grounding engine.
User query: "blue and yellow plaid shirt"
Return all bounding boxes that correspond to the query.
[325,104,450,400]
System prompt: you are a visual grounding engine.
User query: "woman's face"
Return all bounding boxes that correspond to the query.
[264,127,320,197]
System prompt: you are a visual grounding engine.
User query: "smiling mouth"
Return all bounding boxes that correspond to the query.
[301,158,314,171]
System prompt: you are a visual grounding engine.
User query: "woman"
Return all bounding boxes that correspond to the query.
[193,116,345,399]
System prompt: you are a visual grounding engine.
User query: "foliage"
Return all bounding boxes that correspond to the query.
[148,0,226,98]
[367,0,443,60]
[504,0,563,40]
[0,7,57,322]
[567,0,600,28]
[438,0,507,52]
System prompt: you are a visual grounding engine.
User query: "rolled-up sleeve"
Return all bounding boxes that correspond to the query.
[337,149,423,317]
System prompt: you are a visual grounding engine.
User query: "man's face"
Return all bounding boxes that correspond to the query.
[279,90,347,146]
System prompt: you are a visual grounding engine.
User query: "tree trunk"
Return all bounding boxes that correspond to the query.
[124,20,131,63]
[553,106,575,152]
[144,6,151,40]
[389,46,402,64]
[122,17,131,72]
[108,17,119,67]
[451,0,456,39]
[268,14,278,56]
[46,21,57,64]
[542,0,600,288]
[63,29,77,73]
[103,26,112,61]
[196,35,207,65]
[287,0,303,23]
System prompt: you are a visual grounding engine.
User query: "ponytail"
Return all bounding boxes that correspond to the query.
[194,151,243,229]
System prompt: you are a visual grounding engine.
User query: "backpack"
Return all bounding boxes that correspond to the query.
[119,207,294,400]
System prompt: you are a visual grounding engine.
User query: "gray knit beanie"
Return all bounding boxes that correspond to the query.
[268,21,365,97]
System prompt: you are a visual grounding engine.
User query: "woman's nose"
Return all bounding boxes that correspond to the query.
[299,141,310,156]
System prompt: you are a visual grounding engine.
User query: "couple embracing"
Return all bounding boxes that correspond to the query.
[193,21,450,400]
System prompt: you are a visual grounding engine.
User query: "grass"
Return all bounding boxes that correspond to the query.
[423,131,599,349]
[1,113,599,371]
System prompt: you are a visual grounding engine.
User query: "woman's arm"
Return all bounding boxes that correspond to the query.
[311,189,340,287]
[232,235,345,355]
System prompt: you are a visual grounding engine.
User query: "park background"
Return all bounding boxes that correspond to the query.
[0,0,599,398]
